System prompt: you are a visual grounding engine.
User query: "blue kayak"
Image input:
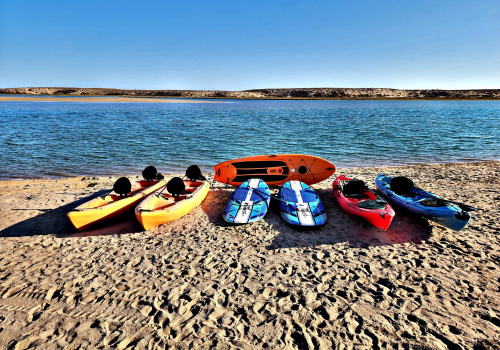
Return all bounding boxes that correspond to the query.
[278,180,327,226]
[223,178,270,224]
[375,174,471,231]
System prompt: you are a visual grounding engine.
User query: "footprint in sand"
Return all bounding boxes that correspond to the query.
[2,283,29,299]
[45,286,61,300]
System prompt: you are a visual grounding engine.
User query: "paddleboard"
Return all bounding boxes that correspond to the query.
[277,180,327,226]
[214,154,336,186]
[223,178,271,224]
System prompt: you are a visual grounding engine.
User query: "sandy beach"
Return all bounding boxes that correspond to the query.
[0,96,219,103]
[0,161,499,349]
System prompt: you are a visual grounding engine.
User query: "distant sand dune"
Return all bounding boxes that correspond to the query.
[0,161,499,349]
[2,87,500,99]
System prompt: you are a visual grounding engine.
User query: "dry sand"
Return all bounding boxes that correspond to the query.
[0,161,499,349]
[0,96,219,103]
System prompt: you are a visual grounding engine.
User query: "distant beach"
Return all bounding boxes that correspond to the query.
[0,161,498,349]
[0,96,219,103]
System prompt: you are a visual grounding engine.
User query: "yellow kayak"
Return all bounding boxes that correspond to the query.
[135,179,209,230]
[68,178,166,231]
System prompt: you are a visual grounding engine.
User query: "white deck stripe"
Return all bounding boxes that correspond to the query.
[234,200,253,223]
[234,179,260,223]
[289,181,314,225]
[248,178,260,188]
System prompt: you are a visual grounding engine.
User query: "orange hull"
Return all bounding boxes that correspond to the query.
[135,180,209,230]
[214,154,336,186]
[67,179,166,231]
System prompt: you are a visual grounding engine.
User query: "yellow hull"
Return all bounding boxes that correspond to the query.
[67,180,166,231]
[135,180,209,230]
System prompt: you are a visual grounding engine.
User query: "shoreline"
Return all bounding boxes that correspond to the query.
[0,160,497,181]
[0,96,221,103]
[1,94,500,101]
[0,161,499,348]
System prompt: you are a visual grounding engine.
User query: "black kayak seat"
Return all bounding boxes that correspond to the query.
[142,165,158,182]
[343,180,366,197]
[114,177,132,197]
[186,165,206,181]
[167,177,186,197]
[391,176,415,196]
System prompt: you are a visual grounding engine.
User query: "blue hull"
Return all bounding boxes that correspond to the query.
[375,174,470,231]
[278,180,327,226]
[223,178,270,224]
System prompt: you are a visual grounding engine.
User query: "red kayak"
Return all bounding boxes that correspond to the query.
[333,175,395,231]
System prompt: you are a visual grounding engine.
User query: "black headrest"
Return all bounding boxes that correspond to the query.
[166,177,185,197]
[391,176,414,195]
[142,166,157,182]
[343,180,366,196]
[113,177,132,197]
[186,165,206,181]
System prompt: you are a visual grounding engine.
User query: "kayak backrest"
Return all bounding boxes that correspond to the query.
[113,177,132,197]
[142,165,158,182]
[391,176,415,195]
[167,177,186,197]
[186,165,206,181]
[343,180,366,197]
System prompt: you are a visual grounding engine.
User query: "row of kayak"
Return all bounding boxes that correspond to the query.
[68,165,209,231]
[223,173,474,231]
[67,154,475,232]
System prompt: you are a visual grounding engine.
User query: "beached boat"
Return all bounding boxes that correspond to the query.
[214,154,336,186]
[223,178,270,224]
[333,175,395,230]
[135,177,209,230]
[375,174,472,231]
[278,180,327,226]
[67,178,166,231]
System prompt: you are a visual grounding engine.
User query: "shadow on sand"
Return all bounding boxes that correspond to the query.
[202,188,433,250]
[266,188,433,249]
[0,190,144,238]
[2,188,432,247]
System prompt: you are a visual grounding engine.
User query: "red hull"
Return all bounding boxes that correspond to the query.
[333,175,395,231]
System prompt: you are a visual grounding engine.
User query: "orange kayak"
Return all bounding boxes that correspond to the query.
[67,179,166,231]
[135,179,209,230]
[214,154,336,186]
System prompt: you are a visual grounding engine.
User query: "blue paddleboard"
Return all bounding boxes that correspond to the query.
[278,180,327,226]
[223,178,271,224]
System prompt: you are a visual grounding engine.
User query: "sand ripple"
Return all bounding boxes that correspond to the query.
[0,162,499,349]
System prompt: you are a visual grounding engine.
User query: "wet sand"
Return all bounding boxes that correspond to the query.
[0,96,220,103]
[0,161,499,349]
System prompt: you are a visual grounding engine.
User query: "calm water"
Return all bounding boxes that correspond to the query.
[0,99,499,179]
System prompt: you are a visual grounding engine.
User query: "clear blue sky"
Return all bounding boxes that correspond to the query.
[1,0,499,90]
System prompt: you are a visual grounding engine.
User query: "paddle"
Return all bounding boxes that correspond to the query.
[247,186,299,207]
[390,176,477,212]
[366,188,389,204]
[250,187,318,213]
